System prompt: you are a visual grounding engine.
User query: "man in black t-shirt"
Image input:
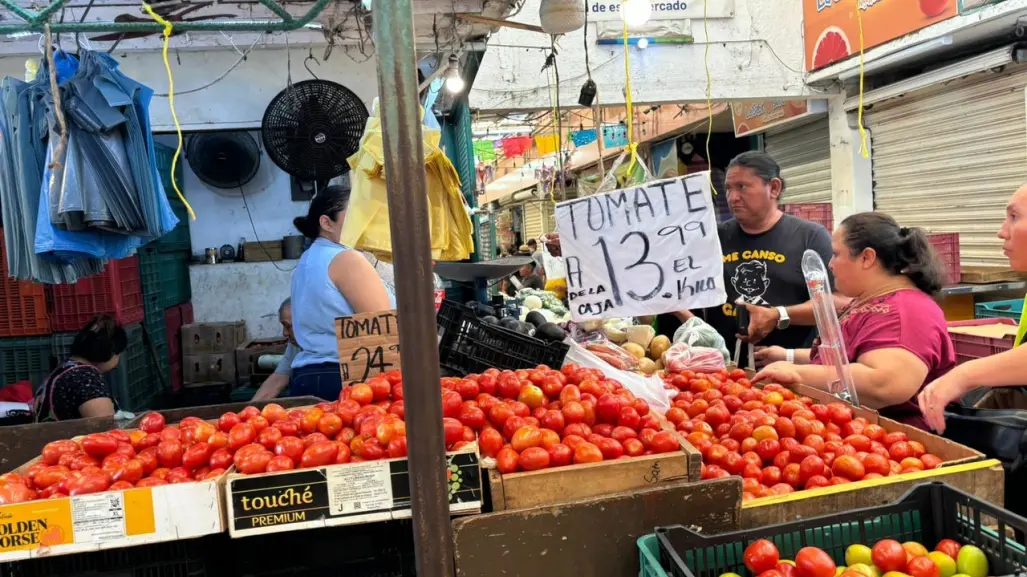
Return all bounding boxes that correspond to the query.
[659,152,843,367]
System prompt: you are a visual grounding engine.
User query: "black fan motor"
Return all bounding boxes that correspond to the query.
[186,132,261,189]
[261,79,369,182]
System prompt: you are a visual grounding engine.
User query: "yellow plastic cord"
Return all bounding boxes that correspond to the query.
[620,3,639,174]
[548,65,559,204]
[855,5,869,159]
[142,2,196,220]
[703,0,716,195]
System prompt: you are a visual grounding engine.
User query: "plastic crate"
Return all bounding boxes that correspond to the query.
[0,229,50,337]
[0,534,215,577]
[640,534,671,577]
[137,245,162,302]
[158,251,191,308]
[0,336,51,388]
[436,300,569,375]
[49,257,144,332]
[947,318,1017,365]
[109,323,163,412]
[655,482,1027,577]
[929,233,962,286]
[157,199,192,253]
[976,299,1023,321]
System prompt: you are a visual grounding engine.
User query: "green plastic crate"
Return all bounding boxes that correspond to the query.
[157,201,191,253]
[157,252,191,308]
[975,299,1023,321]
[0,337,52,388]
[639,534,670,577]
[108,324,161,412]
[138,246,162,303]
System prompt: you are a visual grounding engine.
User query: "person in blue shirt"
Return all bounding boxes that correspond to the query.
[288,185,395,401]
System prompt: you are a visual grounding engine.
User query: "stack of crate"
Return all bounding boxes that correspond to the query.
[180,321,246,406]
[0,230,51,389]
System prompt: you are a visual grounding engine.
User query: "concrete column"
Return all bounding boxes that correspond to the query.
[828,95,874,226]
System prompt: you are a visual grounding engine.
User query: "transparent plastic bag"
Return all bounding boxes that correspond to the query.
[583,341,639,371]
[563,341,671,414]
[672,317,729,360]
[663,342,726,374]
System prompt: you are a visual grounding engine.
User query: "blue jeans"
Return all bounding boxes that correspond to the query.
[290,363,343,401]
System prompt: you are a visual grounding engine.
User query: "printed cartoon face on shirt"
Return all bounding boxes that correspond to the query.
[731,260,770,305]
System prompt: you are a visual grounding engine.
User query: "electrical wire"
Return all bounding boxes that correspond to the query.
[239,184,297,273]
[703,0,716,195]
[142,2,196,221]
[856,6,869,159]
[153,34,262,97]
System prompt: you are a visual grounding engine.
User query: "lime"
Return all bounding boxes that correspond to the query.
[927,552,957,577]
[956,546,988,577]
[719,573,742,577]
[882,572,911,577]
[836,568,847,577]
[846,545,874,567]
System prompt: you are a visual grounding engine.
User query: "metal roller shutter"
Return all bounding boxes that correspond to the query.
[478,216,494,261]
[523,201,544,243]
[866,66,1027,268]
[764,117,832,203]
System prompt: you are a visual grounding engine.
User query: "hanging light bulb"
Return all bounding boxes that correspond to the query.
[637,37,649,50]
[620,0,652,28]
[444,54,465,94]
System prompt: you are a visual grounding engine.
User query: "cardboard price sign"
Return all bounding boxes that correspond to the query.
[335,310,401,384]
[555,173,727,321]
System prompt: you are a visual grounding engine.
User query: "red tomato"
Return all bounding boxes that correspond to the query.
[228,423,257,452]
[156,440,184,468]
[871,540,908,573]
[831,455,866,481]
[496,447,520,474]
[547,443,573,466]
[889,441,913,461]
[110,458,144,484]
[67,473,110,496]
[316,413,343,438]
[511,426,542,452]
[518,447,550,471]
[182,442,213,471]
[744,540,780,574]
[235,449,273,475]
[934,539,961,559]
[218,412,241,432]
[798,455,826,486]
[458,405,487,431]
[442,418,464,448]
[139,412,166,434]
[136,477,167,488]
[906,555,939,577]
[203,447,229,471]
[921,454,943,470]
[260,403,288,424]
[649,431,679,454]
[595,437,624,460]
[108,480,134,491]
[167,467,193,484]
[254,427,283,451]
[300,441,339,468]
[80,433,118,459]
[266,455,296,472]
[478,428,504,458]
[795,547,836,577]
[573,442,603,464]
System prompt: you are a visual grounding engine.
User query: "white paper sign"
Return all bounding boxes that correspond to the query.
[555,173,727,321]
[585,0,734,21]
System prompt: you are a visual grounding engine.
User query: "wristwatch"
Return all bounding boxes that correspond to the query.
[775,306,790,330]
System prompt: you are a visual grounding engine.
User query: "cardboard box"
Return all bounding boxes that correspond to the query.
[183,353,237,384]
[181,322,246,355]
[0,434,230,562]
[225,444,482,538]
[242,241,283,262]
[235,338,287,381]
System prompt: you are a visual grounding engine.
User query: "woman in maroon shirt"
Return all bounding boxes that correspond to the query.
[754,212,955,430]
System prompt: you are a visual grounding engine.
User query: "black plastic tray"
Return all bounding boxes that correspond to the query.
[657,482,1027,577]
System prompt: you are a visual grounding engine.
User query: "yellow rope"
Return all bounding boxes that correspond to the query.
[142,2,196,220]
[856,5,869,159]
[620,3,638,174]
[703,0,716,195]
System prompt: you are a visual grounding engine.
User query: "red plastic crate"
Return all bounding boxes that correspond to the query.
[781,203,833,232]
[49,257,144,332]
[169,358,183,393]
[180,302,193,325]
[947,318,1016,365]
[928,232,961,286]
[164,304,187,364]
[0,229,50,337]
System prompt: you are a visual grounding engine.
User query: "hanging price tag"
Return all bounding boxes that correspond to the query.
[335,310,401,385]
[555,173,727,321]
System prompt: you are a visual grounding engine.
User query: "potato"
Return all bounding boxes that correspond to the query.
[649,335,671,360]
[621,342,646,360]
[638,357,657,375]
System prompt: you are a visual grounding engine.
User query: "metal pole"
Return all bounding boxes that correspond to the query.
[371,2,455,577]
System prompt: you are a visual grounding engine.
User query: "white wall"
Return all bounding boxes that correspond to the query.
[470,0,816,111]
[190,261,292,339]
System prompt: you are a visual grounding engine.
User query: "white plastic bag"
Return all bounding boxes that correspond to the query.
[563,340,672,414]
[539,235,566,281]
[672,316,730,360]
[663,342,726,374]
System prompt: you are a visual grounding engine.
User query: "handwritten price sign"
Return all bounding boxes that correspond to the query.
[335,310,401,385]
[555,173,727,321]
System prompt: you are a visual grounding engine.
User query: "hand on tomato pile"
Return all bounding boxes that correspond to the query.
[753,362,803,385]
[917,368,974,434]
[736,302,780,344]
[754,346,787,368]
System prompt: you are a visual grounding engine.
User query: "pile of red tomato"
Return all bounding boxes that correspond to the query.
[468,363,681,474]
[738,537,985,577]
[663,369,942,499]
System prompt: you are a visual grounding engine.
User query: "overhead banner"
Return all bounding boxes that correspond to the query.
[554,173,727,321]
[803,0,957,71]
[586,0,734,21]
